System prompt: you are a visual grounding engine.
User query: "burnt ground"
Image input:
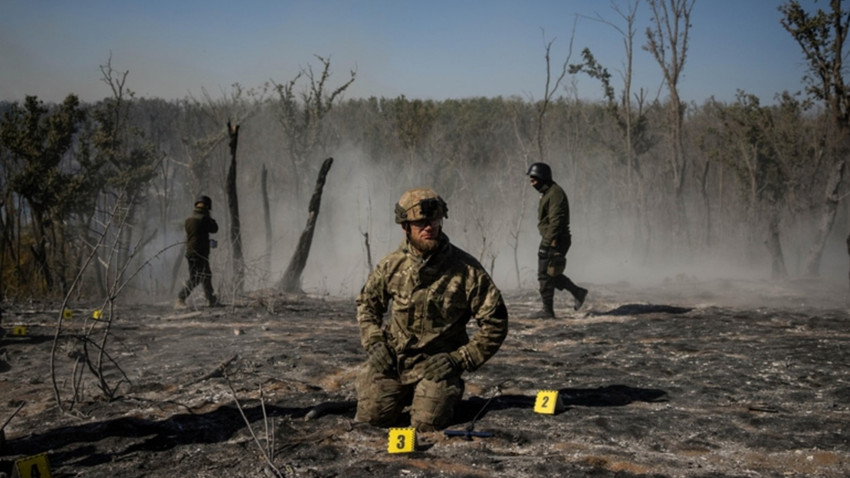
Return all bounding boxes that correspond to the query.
[0,277,848,477]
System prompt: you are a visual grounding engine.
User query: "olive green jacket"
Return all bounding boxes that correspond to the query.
[536,181,571,252]
[356,233,508,384]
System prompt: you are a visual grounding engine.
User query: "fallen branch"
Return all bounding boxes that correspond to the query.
[1,402,25,432]
[180,354,238,389]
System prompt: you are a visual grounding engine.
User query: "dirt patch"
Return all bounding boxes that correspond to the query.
[1,278,848,477]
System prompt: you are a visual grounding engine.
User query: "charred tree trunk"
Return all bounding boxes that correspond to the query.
[278,157,333,293]
[261,164,272,275]
[804,159,845,276]
[226,122,244,294]
[362,231,373,272]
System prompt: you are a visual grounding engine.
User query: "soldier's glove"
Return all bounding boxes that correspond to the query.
[422,352,462,382]
[546,250,567,277]
[366,342,395,373]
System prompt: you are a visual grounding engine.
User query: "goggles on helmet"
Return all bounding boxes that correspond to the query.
[394,189,448,224]
[396,198,444,221]
[417,198,442,219]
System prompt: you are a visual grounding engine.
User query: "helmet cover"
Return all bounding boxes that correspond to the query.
[394,188,448,224]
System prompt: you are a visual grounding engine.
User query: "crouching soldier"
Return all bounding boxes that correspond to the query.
[354,188,509,432]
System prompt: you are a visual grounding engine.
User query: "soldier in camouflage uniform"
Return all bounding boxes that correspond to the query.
[175,195,220,309]
[354,187,509,432]
[527,162,588,318]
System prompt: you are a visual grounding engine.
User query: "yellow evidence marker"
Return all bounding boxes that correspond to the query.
[12,325,27,336]
[534,390,564,415]
[387,427,415,453]
[62,309,73,319]
[92,309,102,320]
[11,452,52,478]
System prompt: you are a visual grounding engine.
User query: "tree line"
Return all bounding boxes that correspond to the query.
[1,0,848,303]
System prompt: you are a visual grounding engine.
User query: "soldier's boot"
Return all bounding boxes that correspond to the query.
[572,287,588,310]
[176,281,194,309]
[554,275,588,310]
[174,297,188,310]
[202,279,220,307]
[531,290,556,319]
[207,294,222,308]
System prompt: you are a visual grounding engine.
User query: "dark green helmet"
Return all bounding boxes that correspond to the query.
[526,162,552,182]
[195,195,212,210]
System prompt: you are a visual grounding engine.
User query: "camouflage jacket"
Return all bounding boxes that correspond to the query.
[184,207,218,258]
[356,232,508,384]
[536,181,571,253]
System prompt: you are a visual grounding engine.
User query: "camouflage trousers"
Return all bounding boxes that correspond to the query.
[354,363,464,432]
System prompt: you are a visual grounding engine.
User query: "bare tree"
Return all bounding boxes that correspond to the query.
[780,0,850,276]
[51,184,176,412]
[702,94,789,279]
[574,0,657,258]
[804,159,846,275]
[503,29,576,289]
[272,55,355,205]
[507,99,534,289]
[534,28,575,163]
[644,0,696,244]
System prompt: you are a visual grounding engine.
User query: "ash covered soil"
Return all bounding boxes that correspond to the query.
[1,278,849,477]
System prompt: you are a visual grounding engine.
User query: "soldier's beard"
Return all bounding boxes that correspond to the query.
[409,233,440,255]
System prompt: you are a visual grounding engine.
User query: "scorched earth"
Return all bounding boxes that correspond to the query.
[0,277,848,477]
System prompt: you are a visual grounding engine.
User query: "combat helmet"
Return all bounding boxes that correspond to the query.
[394,188,448,224]
[195,195,212,210]
[526,162,552,182]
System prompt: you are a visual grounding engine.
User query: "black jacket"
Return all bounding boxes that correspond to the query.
[185,206,218,258]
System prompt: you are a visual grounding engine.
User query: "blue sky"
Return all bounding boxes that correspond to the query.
[0,0,822,105]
